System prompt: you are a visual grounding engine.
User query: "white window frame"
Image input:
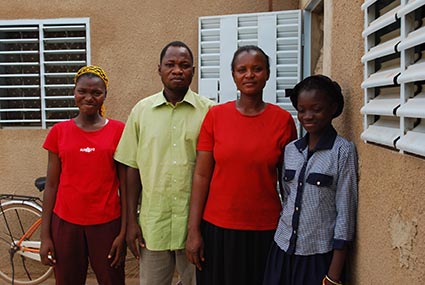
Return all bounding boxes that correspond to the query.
[361,0,425,157]
[198,10,303,132]
[303,0,322,78]
[0,18,90,129]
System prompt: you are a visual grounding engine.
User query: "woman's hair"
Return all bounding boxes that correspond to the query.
[231,45,270,74]
[289,74,344,118]
[74,65,109,89]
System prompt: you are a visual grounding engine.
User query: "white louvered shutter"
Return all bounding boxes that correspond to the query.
[199,10,302,123]
[362,0,425,157]
[0,18,90,129]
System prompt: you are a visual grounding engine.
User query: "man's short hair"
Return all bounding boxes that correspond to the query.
[160,41,194,64]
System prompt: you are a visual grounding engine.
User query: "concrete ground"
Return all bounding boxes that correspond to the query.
[44,277,142,284]
[44,272,179,284]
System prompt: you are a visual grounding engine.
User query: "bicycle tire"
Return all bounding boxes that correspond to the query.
[0,202,53,285]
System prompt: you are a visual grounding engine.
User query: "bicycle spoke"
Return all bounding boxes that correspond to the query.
[0,207,15,244]
[14,209,26,237]
[20,255,33,281]
[0,202,53,285]
[9,246,15,285]
[0,235,12,244]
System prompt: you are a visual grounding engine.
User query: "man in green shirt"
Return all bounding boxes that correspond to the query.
[114,41,214,285]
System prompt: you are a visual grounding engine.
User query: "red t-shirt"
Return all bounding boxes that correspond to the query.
[43,119,124,225]
[198,101,297,230]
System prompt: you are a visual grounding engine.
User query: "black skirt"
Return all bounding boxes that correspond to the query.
[263,241,337,285]
[197,220,275,285]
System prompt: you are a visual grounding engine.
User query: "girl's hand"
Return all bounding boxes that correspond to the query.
[108,234,126,268]
[40,237,56,266]
[322,275,342,285]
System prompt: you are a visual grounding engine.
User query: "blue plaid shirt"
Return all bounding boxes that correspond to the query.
[274,126,358,255]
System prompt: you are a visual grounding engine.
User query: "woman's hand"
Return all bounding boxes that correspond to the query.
[40,237,56,266]
[126,221,145,260]
[185,228,205,271]
[185,150,214,271]
[108,234,126,268]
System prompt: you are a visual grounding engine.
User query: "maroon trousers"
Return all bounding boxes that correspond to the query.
[51,214,125,285]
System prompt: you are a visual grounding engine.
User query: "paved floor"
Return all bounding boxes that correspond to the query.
[44,274,179,284]
[44,277,142,284]
[41,253,180,284]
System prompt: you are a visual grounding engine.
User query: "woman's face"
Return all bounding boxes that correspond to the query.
[74,75,106,116]
[297,89,337,136]
[232,50,270,97]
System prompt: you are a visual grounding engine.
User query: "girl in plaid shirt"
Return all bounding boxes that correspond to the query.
[263,75,358,285]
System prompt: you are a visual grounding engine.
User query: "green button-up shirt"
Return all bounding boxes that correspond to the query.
[114,89,214,250]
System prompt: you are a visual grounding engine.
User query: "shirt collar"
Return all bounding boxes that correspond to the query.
[152,88,197,108]
[294,125,338,152]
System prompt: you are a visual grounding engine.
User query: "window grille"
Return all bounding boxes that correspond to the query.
[198,11,302,130]
[0,18,90,129]
[362,0,425,157]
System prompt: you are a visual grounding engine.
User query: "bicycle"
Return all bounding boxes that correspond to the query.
[0,177,52,285]
[0,177,140,285]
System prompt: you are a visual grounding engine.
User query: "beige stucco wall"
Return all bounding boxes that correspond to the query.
[313,0,425,284]
[1,0,424,284]
[0,0,298,196]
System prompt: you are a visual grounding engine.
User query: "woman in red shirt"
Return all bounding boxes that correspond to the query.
[186,46,297,285]
[40,66,126,285]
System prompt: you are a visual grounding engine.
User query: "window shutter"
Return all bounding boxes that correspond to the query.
[0,18,89,129]
[395,0,425,156]
[361,0,401,148]
[362,0,425,157]
[199,10,302,119]
[198,17,220,102]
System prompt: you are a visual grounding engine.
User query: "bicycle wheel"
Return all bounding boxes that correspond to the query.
[0,202,53,285]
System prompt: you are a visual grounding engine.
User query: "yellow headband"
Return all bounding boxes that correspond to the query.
[74,65,109,88]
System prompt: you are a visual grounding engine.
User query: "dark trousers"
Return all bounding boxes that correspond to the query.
[51,214,125,285]
[197,220,275,285]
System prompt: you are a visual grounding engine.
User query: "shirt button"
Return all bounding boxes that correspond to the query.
[299,182,303,186]
[317,181,321,186]
[173,126,176,129]
[173,161,177,164]
[295,207,299,211]
[173,179,177,182]
[293,230,297,234]
[174,197,177,200]
[173,143,177,147]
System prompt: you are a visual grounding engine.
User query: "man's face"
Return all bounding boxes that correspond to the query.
[158,46,194,93]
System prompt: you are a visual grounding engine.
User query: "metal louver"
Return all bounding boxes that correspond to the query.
[362,0,425,157]
[198,10,302,119]
[0,18,90,129]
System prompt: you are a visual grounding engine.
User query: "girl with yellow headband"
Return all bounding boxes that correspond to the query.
[40,66,127,285]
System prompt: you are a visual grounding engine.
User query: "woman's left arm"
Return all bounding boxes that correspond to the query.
[108,161,127,268]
